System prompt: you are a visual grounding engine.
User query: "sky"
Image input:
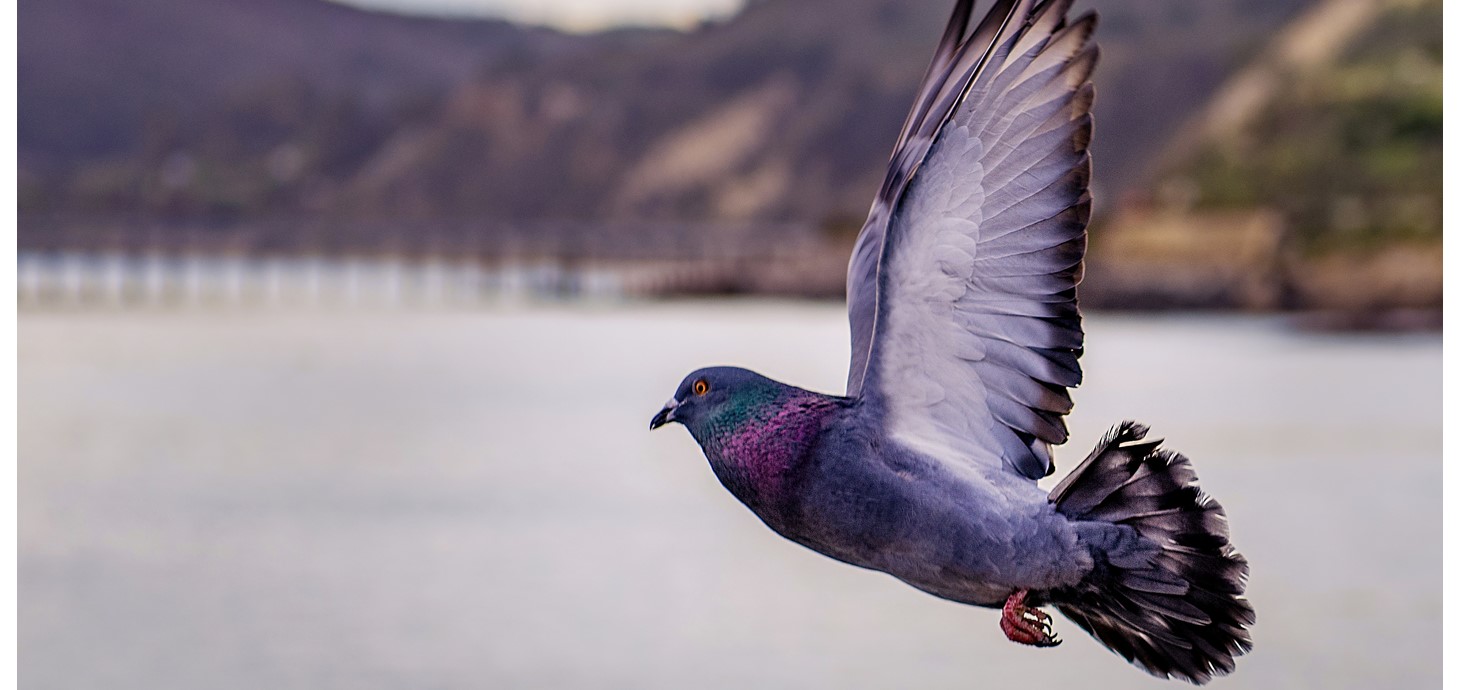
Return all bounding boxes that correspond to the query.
[329,0,745,31]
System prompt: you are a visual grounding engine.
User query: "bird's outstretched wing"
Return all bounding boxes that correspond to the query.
[846,0,1095,481]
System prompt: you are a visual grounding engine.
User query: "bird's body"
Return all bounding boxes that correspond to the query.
[650,0,1253,683]
[690,381,1091,607]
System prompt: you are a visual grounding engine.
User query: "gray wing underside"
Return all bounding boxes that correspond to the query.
[845,0,1096,481]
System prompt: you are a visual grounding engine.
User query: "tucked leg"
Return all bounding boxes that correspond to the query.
[1000,590,1061,647]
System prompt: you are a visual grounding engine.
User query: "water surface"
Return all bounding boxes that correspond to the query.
[20,304,1440,689]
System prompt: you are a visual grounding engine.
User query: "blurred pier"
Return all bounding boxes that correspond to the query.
[17,217,851,309]
[17,252,617,308]
[19,214,1439,321]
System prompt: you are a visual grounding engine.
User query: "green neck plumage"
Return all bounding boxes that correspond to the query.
[688,382,786,445]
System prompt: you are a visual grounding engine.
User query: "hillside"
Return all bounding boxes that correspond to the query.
[18,0,633,166]
[19,0,1314,244]
[1177,0,1440,254]
[1086,0,1441,317]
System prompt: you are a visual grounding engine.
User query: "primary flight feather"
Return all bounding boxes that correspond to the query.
[650,0,1253,683]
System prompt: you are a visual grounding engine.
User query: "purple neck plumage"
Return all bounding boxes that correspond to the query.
[694,391,840,514]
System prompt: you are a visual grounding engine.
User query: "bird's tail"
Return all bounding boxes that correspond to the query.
[1047,421,1253,685]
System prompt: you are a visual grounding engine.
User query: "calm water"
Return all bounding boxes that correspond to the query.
[20,304,1440,689]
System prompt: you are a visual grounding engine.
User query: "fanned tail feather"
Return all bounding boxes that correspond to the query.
[1049,421,1254,684]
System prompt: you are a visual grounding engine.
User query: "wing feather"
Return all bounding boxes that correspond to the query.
[844,0,1098,480]
[847,0,1022,394]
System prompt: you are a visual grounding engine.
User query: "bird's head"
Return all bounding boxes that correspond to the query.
[649,366,781,438]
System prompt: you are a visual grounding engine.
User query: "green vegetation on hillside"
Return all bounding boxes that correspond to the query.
[1183,0,1440,254]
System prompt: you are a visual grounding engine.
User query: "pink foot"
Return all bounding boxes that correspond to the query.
[1000,590,1061,647]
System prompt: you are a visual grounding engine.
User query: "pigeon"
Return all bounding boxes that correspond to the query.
[649,0,1253,683]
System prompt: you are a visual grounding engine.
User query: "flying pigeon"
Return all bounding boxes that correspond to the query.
[649,0,1253,683]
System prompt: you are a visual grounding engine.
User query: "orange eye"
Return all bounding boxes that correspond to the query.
[692,379,710,396]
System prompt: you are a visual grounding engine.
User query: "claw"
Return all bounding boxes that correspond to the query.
[1000,590,1061,648]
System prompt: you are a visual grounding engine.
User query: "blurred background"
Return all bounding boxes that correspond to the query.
[18,0,1440,688]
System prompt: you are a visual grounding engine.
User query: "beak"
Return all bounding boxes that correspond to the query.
[649,399,679,430]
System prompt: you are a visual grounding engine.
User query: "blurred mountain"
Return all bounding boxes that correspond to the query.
[1161,0,1440,254]
[1085,0,1441,316]
[18,0,630,164]
[20,0,1314,235]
